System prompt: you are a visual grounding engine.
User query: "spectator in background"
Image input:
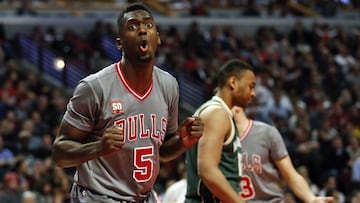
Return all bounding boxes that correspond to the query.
[288,20,311,50]
[322,63,345,103]
[183,21,206,58]
[43,26,58,47]
[346,136,360,165]
[21,190,37,203]
[14,130,35,160]
[51,166,71,203]
[334,44,357,75]
[190,57,211,85]
[351,155,360,193]
[86,20,105,56]
[349,190,360,203]
[319,175,345,203]
[16,0,37,16]
[190,0,208,16]
[0,135,15,178]
[204,26,225,56]
[263,88,294,125]
[323,136,350,187]
[242,1,260,17]
[288,100,310,133]
[33,133,53,160]
[289,125,322,185]
[0,23,15,61]
[315,24,337,47]
[31,158,55,203]
[0,172,23,203]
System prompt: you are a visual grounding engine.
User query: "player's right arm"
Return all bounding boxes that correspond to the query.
[276,156,333,203]
[52,120,124,168]
[197,106,245,203]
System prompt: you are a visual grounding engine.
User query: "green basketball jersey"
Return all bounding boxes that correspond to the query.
[185,96,242,202]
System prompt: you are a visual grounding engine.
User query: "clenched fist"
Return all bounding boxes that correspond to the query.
[97,126,125,156]
[179,116,204,148]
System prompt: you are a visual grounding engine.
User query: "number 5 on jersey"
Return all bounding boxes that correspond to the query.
[133,146,154,182]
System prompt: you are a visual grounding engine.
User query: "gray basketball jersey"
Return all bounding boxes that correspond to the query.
[63,62,179,201]
[239,120,288,203]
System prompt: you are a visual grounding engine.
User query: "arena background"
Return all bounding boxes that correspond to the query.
[0,1,359,202]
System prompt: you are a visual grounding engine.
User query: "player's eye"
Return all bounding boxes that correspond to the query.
[145,22,153,29]
[128,24,138,31]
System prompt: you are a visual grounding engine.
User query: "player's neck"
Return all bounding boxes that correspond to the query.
[122,60,154,75]
[235,114,250,138]
[121,60,153,93]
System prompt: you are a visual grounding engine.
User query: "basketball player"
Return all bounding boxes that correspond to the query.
[52,3,203,203]
[232,106,334,203]
[185,59,256,203]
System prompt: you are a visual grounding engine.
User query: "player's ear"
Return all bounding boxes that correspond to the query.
[116,37,122,50]
[229,76,237,90]
[157,32,161,46]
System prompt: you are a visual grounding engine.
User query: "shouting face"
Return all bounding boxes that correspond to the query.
[117,9,161,63]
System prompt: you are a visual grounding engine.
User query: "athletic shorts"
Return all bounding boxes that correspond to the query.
[70,183,159,203]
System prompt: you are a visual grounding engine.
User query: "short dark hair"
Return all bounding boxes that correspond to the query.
[117,3,153,31]
[216,58,253,88]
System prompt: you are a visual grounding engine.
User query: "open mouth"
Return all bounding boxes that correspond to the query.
[140,40,149,53]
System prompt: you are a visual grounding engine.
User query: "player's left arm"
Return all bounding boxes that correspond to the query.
[276,156,333,203]
[159,116,203,162]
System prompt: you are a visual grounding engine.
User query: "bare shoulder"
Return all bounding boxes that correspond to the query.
[199,105,231,134]
[200,105,228,120]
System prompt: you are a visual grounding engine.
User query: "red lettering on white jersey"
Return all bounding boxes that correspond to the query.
[252,154,262,174]
[139,114,150,138]
[114,114,167,143]
[160,118,167,144]
[151,114,160,139]
[128,116,138,141]
[242,153,253,171]
[242,152,262,174]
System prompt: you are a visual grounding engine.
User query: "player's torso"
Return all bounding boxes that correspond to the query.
[76,63,178,200]
[240,121,286,201]
[241,121,271,174]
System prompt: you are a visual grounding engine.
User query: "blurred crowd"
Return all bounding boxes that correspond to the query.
[3,0,360,18]
[1,5,360,203]
[0,32,73,202]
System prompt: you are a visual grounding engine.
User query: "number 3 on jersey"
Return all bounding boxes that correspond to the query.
[133,146,154,182]
[239,175,255,200]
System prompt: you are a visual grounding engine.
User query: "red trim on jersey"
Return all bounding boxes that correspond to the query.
[116,61,153,101]
[240,119,253,141]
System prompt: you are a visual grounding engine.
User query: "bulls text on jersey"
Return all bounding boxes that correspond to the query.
[114,113,166,144]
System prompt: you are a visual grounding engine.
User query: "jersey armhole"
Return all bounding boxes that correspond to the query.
[224,118,235,146]
[196,103,234,146]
